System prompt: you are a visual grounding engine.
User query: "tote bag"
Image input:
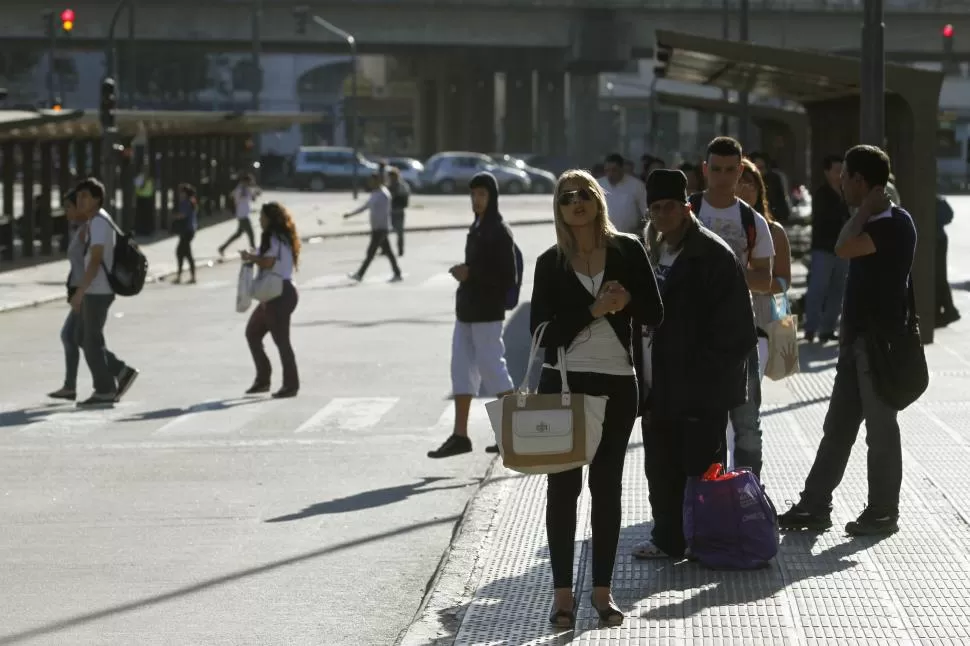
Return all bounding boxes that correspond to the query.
[763,278,799,381]
[236,263,254,313]
[485,321,609,475]
[250,239,284,303]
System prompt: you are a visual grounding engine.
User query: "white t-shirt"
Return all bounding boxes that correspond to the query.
[598,175,647,235]
[265,236,295,280]
[642,243,682,390]
[233,185,255,220]
[695,197,775,328]
[84,210,116,295]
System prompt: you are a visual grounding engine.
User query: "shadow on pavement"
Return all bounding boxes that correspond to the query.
[117,397,264,423]
[797,340,839,373]
[264,476,474,522]
[0,402,72,428]
[0,515,461,646]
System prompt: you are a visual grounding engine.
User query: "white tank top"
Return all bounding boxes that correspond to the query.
[543,271,634,376]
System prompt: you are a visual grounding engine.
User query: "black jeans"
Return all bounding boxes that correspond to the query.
[357,229,401,278]
[643,411,727,558]
[936,233,956,315]
[79,294,129,394]
[246,280,300,389]
[176,231,195,277]
[220,218,255,252]
[391,210,405,256]
[542,369,639,589]
[60,309,81,391]
[800,337,902,515]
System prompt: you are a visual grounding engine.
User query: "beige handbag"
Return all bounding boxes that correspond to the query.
[763,280,800,381]
[485,321,609,475]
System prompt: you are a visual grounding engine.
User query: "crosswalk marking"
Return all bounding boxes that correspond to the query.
[17,408,120,437]
[433,400,495,435]
[294,397,399,433]
[153,398,275,436]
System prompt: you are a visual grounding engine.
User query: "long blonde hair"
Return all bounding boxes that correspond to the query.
[553,169,618,258]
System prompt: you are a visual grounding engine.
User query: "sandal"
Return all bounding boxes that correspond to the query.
[548,606,575,628]
[632,540,672,560]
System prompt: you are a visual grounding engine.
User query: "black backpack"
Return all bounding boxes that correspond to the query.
[689,192,757,261]
[92,213,149,296]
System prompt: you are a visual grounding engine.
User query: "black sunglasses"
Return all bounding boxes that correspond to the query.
[557,188,593,206]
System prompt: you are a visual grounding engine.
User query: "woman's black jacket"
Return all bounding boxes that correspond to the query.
[529,233,663,374]
[645,219,758,419]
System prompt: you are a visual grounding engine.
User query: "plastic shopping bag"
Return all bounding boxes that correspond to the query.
[236,263,254,313]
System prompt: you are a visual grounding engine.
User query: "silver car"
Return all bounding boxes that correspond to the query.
[421,152,532,195]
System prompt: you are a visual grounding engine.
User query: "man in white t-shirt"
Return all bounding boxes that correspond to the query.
[597,153,647,237]
[693,137,774,479]
[71,178,139,407]
[218,173,261,256]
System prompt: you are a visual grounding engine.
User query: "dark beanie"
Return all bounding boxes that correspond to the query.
[646,169,689,207]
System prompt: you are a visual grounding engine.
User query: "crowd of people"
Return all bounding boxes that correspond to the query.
[425,137,921,627]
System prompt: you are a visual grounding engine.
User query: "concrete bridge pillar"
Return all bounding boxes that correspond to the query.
[504,69,535,153]
[461,74,497,153]
[568,73,599,166]
[418,79,440,159]
[536,70,566,157]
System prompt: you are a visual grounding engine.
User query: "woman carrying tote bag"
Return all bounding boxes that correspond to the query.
[240,202,301,399]
[532,169,663,628]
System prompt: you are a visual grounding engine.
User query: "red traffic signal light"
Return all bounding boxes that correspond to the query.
[943,24,954,39]
[60,8,74,32]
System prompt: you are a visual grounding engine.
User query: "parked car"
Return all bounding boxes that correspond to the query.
[489,153,556,193]
[292,146,380,191]
[518,153,574,179]
[386,157,425,191]
[421,152,531,194]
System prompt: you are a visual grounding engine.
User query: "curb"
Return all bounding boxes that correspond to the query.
[0,218,554,315]
[394,461,521,646]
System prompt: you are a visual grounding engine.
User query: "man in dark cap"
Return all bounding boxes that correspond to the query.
[631,168,758,560]
[428,171,517,459]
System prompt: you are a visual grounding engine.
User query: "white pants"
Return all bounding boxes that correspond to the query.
[451,321,515,396]
[725,337,768,471]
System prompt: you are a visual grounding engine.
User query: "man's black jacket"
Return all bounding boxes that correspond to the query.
[644,218,757,419]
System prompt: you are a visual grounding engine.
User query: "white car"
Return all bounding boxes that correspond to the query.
[386,157,425,191]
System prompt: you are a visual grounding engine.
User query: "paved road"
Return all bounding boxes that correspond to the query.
[0,223,552,645]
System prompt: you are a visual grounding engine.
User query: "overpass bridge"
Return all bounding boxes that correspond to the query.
[3,0,967,165]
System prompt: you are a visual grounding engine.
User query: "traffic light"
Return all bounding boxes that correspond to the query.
[943,24,957,74]
[100,77,117,129]
[60,8,74,33]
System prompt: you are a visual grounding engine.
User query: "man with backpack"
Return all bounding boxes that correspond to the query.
[691,137,775,479]
[71,178,140,407]
[428,172,519,459]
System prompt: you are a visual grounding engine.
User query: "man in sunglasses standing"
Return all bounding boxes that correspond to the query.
[428,172,517,459]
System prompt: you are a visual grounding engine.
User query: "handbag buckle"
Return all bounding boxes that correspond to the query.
[561,393,571,406]
[517,393,528,408]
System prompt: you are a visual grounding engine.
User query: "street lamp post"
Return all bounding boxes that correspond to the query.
[102,0,135,210]
[860,0,885,147]
[737,0,751,148]
[309,15,360,199]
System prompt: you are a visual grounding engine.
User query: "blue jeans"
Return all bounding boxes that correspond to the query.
[730,344,763,477]
[805,250,848,336]
[60,310,81,390]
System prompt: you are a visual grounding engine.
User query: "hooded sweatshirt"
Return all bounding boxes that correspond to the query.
[456,172,517,323]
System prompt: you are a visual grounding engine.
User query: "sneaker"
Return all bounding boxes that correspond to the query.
[845,508,899,536]
[818,332,839,343]
[77,392,117,408]
[778,501,833,531]
[389,274,403,283]
[485,444,499,454]
[427,435,472,459]
[348,272,362,282]
[115,367,139,402]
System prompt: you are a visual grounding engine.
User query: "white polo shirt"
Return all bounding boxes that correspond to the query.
[598,174,647,235]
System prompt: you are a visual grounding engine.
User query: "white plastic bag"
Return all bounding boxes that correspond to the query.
[236,263,254,313]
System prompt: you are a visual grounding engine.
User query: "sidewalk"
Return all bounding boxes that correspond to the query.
[0,192,554,313]
[399,313,970,645]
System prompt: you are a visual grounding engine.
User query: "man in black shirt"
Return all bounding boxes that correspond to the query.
[804,154,851,342]
[779,145,916,537]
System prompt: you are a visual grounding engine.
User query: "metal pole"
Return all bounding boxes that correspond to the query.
[648,75,659,152]
[102,0,132,210]
[720,0,730,136]
[126,4,135,108]
[737,0,751,148]
[47,13,57,108]
[311,15,358,198]
[251,0,262,177]
[861,0,885,147]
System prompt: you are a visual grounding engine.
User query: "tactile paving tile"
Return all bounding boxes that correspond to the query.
[449,347,970,645]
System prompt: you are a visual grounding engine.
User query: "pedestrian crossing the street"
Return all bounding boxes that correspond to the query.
[188,271,534,295]
[0,394,496,449]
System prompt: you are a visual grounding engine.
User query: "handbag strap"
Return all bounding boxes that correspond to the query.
[519,321,570,396]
